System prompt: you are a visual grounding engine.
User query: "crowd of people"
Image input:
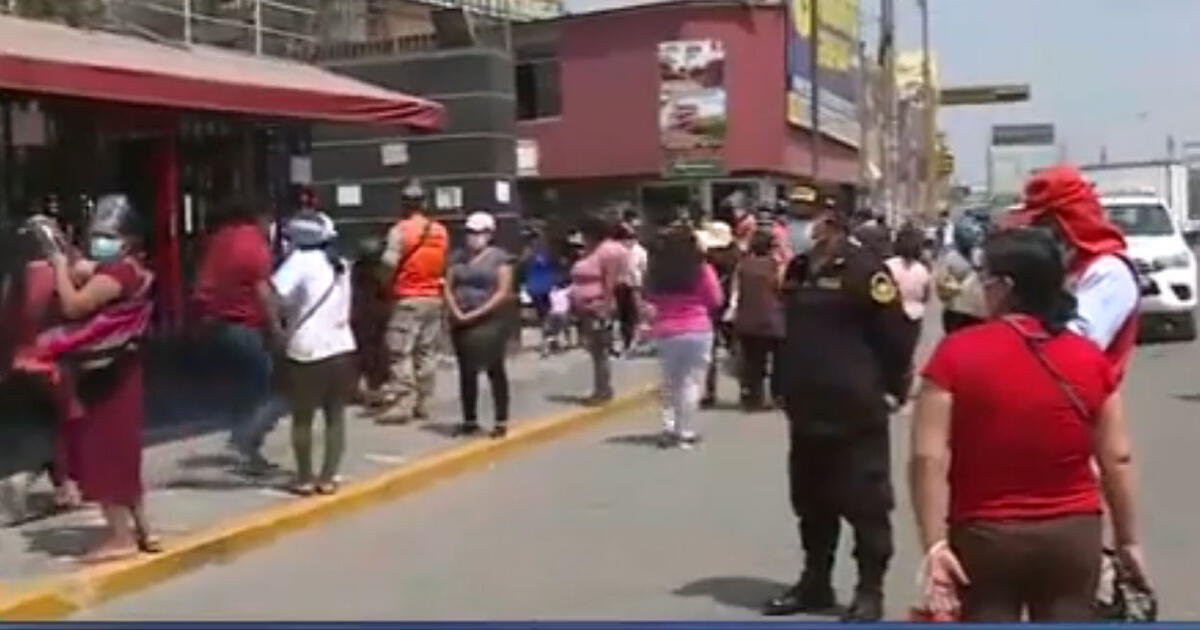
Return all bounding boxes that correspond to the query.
[0,165,1154,623]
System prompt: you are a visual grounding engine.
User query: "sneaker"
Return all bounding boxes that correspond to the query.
[678,432,701,449]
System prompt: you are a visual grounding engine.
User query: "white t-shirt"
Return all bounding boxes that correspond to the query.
[1068,253,1140,351]
[272,249,357,363]
[619,242,648,288]
[885,256,932,321]
[549,286,572,316]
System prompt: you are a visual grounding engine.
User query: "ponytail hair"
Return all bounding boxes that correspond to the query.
[983,228,1077,334]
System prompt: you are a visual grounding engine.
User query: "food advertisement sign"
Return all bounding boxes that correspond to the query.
[659,39,727,178]
[786,0,861,148]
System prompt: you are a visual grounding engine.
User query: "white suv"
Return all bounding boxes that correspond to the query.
[1100,193,1198,341]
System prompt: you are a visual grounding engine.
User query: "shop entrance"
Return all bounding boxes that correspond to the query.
[639,181,698,226]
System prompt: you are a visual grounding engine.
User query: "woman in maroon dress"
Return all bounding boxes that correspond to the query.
[47,195,158,562]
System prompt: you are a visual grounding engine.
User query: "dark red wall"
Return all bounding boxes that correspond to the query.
[518,4,858,183]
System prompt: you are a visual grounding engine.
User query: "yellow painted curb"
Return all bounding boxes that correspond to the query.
[0,384,658,621]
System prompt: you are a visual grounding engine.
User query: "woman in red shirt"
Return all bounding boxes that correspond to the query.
[909,228,1147,621]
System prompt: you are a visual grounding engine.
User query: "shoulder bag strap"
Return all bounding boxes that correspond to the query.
[391,218,435,280]
[284,272,339,343]
[1000,316,1091,421]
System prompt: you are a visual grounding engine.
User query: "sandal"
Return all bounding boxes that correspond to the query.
[136,533,164,554]
[290,481,316,497]
[134,522,164,554]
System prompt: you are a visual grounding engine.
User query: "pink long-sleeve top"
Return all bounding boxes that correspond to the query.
[645,263,724,339]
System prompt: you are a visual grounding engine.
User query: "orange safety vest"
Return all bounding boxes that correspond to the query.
[389,215,449,300]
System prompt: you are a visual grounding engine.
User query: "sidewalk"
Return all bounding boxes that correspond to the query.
[0,348,660,585]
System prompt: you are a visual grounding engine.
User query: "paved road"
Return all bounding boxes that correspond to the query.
[78,337,1200,620]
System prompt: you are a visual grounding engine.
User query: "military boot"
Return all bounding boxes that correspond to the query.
[840,561,886,622]
[762,556,837,616]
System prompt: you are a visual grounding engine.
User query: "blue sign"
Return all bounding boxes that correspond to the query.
[785,0,861,148]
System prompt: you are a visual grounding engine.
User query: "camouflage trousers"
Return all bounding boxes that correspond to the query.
[384,297,446,417]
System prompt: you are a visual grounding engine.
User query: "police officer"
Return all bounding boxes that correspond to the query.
[763,207,912,622]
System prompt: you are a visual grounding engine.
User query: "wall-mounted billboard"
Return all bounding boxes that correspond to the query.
[785,0,860,148]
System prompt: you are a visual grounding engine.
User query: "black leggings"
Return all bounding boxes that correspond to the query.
[738,334,781,404]
[286,353,354,483]
[452,317,511,427]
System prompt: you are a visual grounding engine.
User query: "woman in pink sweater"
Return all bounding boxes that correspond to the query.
[644,224,723,449]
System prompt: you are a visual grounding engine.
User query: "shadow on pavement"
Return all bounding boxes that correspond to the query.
[673,576,790,612]
[164,475,277,492]
[176,453,242,471]
[22,524,107,559]
[419,422,463,438]
[604,433,665,448]
[1174,393,1200,403]
[544,393,592,406]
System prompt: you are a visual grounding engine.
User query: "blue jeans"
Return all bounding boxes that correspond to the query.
[655,331,713,438]
[205,321,286,456]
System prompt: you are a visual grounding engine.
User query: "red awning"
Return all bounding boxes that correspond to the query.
[0,14,444,130]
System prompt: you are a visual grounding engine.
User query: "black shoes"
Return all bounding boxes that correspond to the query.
[453,423,481,437]
[456,423,507,439]
[840,590,884,623]
[762,581,838,616]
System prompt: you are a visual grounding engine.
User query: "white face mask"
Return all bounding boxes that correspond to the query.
[970,246,985,268]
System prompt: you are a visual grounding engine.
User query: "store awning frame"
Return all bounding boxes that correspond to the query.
[0,14,445,131]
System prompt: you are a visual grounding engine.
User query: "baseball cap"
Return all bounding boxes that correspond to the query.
[465,211,497,233]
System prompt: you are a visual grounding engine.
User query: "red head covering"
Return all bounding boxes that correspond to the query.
[1008,165,1126,274]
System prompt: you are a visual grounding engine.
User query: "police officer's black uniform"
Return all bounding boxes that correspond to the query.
[763,233,912,622]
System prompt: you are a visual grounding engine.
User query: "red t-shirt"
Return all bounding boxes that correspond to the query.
[192,223,272,328]
[922,316,1115,523]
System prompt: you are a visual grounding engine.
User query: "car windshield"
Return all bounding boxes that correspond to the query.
[1104,203,1175,237]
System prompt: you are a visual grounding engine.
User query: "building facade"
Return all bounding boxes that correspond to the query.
[513,1,861,223]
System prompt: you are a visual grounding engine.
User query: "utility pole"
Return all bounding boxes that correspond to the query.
[254,0,264,55]
[919,0,937,219]
[879,0,896,223]
[808,0,822,188]
[809,0,822,187]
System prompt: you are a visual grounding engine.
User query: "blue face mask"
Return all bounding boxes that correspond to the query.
[89,236,124,262]
[789,218,815,255]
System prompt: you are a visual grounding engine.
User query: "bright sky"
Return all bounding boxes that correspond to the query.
[562,0,1200,185]
[897,0,1200,185]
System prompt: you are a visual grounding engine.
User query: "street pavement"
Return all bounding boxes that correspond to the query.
[74,325,1200,620]
[0,344,659,583]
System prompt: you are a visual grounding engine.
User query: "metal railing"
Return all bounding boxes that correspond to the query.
[110,0,317,54]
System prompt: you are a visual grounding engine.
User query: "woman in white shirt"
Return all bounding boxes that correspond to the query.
[885,224,932,386]
[273,212,356,496]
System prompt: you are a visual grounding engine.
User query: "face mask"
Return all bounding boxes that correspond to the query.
[970,246,985,268]
[466,233,490,251]
[89,236,124,262]
[790,219,816,255]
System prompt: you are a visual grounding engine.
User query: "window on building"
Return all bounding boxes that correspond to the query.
[516,47,562,121]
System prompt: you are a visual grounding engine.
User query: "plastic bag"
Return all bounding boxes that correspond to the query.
[1096,548,1157,622]
[910,541,962,622]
